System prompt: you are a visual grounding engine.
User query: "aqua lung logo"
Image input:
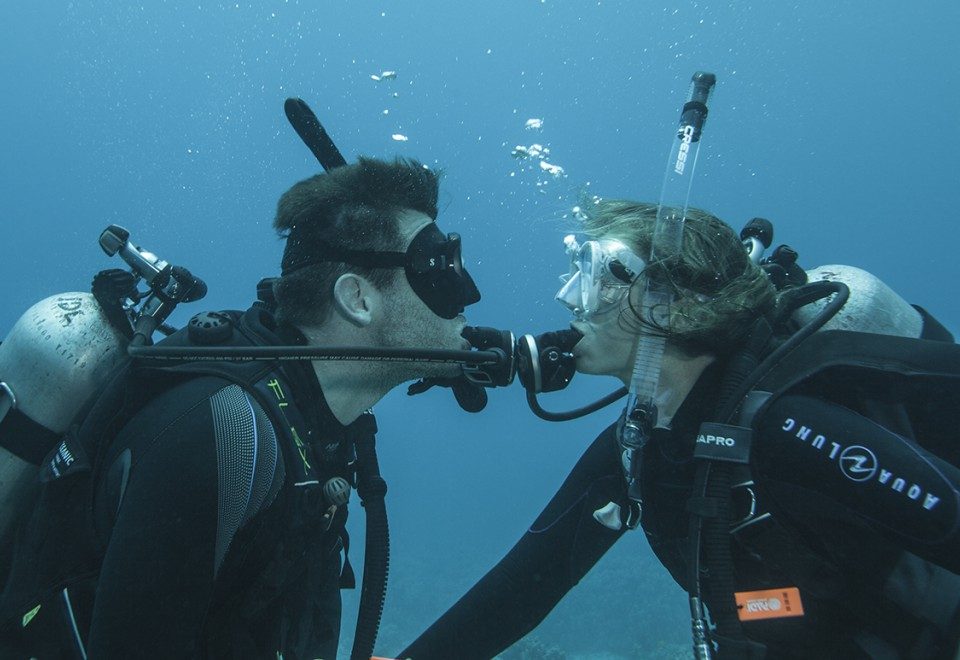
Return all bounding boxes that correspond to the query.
[781,417,940,511]
[697,433,736,447]
[839,446,877,482]
[674,125,696,175]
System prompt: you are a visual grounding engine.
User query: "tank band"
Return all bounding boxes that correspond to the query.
[0,408,61,466]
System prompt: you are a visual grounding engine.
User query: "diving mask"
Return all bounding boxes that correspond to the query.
[555,235,645,319]
[281,223,480,320]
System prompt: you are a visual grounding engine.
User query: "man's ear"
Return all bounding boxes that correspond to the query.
[332,273,376,327]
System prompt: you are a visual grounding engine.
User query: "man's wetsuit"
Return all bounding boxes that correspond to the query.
[401,337,960,659]
[0,313,360,659]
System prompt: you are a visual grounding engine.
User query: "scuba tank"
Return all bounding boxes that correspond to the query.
[0,223,207,555]
[0,293,129,549]
[794,264,923,338]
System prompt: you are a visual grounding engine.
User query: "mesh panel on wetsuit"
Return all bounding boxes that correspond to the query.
[210,385,278,577]
[248,397,282,521]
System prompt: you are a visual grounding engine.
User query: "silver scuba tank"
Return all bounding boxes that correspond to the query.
[0,224,210,557]
[742,221,923,340]
[0,293,128,546]
[793,264,923,339]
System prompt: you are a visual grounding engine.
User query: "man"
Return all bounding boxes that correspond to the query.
[0,156,480,658]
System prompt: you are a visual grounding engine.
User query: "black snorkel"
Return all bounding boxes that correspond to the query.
[284,97,349,171]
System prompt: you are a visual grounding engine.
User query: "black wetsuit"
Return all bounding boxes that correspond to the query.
[0,316,360,659]
[401,344,960,659]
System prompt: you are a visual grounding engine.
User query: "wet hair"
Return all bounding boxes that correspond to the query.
[272,157,441,327]
[580,199,776,355]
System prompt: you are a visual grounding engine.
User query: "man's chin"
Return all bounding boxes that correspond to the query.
[417,361,462,381]
[572,353,597,375]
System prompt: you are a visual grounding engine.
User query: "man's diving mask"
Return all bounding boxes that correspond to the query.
[281,223,481,320]
[556,235,645,320]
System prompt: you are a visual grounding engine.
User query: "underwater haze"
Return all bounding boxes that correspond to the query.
[2,1,959,658]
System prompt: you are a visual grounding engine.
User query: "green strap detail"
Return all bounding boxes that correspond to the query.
[21,603,40,627]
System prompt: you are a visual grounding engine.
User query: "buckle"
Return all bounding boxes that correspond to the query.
[729,479,772,534]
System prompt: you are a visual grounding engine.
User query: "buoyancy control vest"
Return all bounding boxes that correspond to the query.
[649,307,960,659]
[0,304,386,659]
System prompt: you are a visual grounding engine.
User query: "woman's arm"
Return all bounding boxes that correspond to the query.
[400,426,628,660]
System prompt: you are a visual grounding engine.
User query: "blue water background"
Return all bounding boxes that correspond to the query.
[2,2,959,657]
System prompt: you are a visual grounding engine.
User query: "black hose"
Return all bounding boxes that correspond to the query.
[351,434,389,660]
[526,386,627,422]
[128,344,504,365]
[716,281,849,423]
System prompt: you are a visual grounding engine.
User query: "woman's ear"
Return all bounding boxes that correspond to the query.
[332,273,376,327]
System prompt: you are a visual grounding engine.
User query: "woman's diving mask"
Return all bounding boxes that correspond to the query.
[556,235,645,320]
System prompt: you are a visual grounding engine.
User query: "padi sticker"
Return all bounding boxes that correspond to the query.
[22,604,41,627]
[694,422,753,464]
[735,587,804,622]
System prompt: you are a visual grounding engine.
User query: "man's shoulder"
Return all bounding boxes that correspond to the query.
[108,373,288,473]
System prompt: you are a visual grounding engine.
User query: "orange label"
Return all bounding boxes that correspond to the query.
[735,587,804,621]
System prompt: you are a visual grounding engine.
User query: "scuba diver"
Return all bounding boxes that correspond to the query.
[399,199,960,660]
[397,75,960,659]
[0,103,491,657]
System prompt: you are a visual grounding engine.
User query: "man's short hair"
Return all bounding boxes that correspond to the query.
[272,157,441,327]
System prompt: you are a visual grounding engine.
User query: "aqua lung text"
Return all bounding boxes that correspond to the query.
[781,417,941,511]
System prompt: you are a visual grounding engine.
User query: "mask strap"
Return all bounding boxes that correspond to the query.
[281,233,407,277]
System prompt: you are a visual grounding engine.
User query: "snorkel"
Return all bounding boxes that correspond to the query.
[618,71,716,480]
[503,74,717,424]
[616,73,716,659]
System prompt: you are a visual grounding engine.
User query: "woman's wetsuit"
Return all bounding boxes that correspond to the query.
[401,355,960,659]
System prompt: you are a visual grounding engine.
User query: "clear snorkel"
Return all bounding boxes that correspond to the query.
[619,72,717,498]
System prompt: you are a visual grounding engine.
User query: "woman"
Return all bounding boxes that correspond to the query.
[399,200,960,659]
